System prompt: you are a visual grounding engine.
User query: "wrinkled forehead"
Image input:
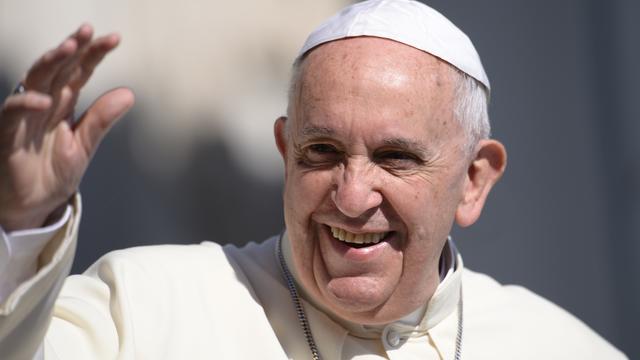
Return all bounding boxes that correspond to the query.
[289,37,460,143]
[299,36,454,88]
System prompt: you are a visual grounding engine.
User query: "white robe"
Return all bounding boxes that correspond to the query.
[0,198,627,359]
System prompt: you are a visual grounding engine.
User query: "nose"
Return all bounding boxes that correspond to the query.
[331,160,383,218]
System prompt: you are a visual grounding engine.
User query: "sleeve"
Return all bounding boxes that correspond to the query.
[0,206,71,302]
[0,195,81,360]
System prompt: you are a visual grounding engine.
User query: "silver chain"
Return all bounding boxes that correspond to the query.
[276,234,321,360]
[454,286,463,360]
[275,234,463,360]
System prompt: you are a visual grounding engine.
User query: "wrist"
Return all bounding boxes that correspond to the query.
[0,198,72,232]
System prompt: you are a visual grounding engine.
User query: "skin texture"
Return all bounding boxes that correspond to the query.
[0,24,134,231]
[274,37,506,325]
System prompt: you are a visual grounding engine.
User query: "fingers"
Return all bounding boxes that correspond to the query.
[24,24,93,93]
[49,25,96,94]
[23,24,120,98]
[1,91,52,123]
[68,33,121,92]
[16,24,123,133]
[57,33,121,120]
[74,87,134,158]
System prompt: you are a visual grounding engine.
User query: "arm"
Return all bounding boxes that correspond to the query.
[0,24,133,359]
[0,197,79,360]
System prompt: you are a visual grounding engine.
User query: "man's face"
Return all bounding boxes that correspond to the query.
[277,37,471,324]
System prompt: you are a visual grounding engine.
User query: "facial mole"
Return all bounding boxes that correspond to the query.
[432,70,443,87]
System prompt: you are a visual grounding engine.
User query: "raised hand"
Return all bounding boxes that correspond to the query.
[0,24,135,232]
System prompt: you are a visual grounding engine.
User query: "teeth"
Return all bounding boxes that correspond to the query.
[330,226,388,245]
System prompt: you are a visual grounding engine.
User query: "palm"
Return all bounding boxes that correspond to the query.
[5,106,85,214]
[0,24,134,231]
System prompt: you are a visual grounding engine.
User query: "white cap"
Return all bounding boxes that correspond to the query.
[299,0,490,90]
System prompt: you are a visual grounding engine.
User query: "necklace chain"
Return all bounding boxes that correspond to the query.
[455,287,463,360]
[275,234,463,360]
[276,234,321,360]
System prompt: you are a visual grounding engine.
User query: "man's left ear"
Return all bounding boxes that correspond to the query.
[455,139,507,227]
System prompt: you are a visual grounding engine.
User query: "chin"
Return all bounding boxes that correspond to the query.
[320,275,399,323]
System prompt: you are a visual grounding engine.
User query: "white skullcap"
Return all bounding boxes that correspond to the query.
[299,0,490,90]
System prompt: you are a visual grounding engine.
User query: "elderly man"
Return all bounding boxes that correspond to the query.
[0,0,627,359]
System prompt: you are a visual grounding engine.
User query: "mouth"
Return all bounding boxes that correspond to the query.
[330,226,390,248]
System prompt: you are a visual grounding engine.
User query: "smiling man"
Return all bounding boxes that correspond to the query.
[0,0,627,359]
[276,35,495,326]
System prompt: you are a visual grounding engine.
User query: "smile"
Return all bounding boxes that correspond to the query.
[330,226,388,245]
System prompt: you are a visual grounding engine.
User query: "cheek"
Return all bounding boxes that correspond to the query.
[286,167,334,212]
[283,167,336,257]
[387,184,455,290]
[284,169,336,287]
[387,175,462,247]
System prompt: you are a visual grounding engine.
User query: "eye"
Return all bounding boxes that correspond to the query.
[375,150,423,170]
[298,143,342,166]
[309,143,338,155]
[380,151,416,161]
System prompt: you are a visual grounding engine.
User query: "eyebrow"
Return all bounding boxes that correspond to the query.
[300,125,335,138]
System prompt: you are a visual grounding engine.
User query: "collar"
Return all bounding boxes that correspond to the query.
[282,232,463,341]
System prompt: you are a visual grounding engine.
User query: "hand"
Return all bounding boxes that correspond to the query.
[0,24,135,232]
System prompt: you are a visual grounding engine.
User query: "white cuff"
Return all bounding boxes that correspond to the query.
[0,206,72,301]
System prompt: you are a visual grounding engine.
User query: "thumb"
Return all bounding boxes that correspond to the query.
[75,87,135,157]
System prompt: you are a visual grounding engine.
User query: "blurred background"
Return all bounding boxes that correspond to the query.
[1,0,637,357]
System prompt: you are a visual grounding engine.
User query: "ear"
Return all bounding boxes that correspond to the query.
[274,116,288,161]
[455,139,507,227]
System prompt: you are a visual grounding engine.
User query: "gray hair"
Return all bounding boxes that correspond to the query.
[287,55,491,155]
[452,69,491,155]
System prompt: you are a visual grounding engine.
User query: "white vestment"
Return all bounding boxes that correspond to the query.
[0,198,626,359]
